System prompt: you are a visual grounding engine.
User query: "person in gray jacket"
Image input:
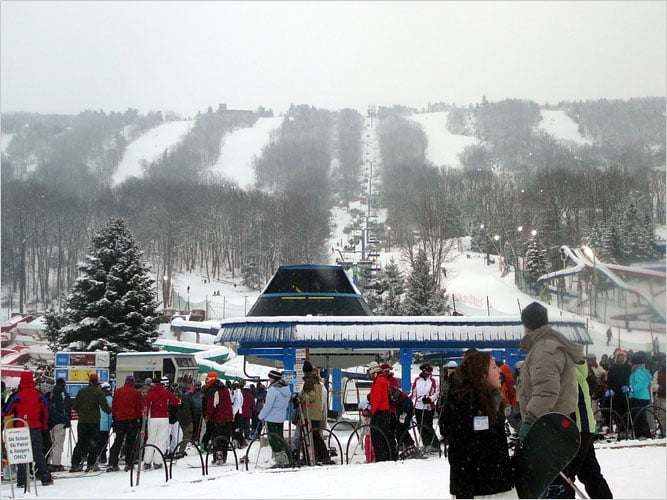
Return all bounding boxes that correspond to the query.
[517,302,584,441]
[257,369,292,467]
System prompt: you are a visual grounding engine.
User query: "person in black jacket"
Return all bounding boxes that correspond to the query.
[172,384,193,458]
[47,378,71,472]
[605,350,632,435]
[444,351,516,498]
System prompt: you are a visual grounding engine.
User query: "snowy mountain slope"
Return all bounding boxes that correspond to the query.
[408,109,593,170]
[0,132,14,153]
[408,111,480,169]
[538,109,592,145]
[111,120,195,186]
[206,116,284,189]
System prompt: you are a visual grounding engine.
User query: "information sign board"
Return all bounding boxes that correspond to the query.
[3,427,33,465]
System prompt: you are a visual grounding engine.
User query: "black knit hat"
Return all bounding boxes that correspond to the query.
[303,360,313,373]
[521,302,549,330]
[631,351,647,365]
[268,369,282,381]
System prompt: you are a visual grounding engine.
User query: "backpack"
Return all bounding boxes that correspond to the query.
[389,385,403,404]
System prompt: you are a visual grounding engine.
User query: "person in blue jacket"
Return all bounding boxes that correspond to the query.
[628,351,653,439]
[98,382,114,464]
[257,369,292,468]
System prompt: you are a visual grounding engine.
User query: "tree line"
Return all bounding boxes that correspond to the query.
[1,97,664,315]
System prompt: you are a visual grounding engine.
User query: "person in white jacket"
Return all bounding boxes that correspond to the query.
[231,381,244,446]
[409,363,439,451]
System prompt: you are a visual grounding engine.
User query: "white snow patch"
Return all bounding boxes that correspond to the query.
[538,109,592,145]
[207,116,284,189]
[112,120,195,186]
[1,132,14,153]
[408,111,480,168]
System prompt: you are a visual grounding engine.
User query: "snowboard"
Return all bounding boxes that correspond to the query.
[514,412,580,499]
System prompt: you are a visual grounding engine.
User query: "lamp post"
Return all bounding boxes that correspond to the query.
[494,234,501,272]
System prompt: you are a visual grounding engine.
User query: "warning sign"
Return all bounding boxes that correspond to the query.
[3,427,33,464]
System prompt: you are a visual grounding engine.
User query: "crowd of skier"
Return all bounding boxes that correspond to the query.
[1,303,665,497]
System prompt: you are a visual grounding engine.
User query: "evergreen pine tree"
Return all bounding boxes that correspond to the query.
[524,237,549,281]
[402,248,447,315]
[621,204,639,261]
[45,217,159,363]
[641,208,658,259]
[599,223,621,264]
[379,258,405,315]
[241,261,262,290]
[364,258,405,315]
[582,226,602,253]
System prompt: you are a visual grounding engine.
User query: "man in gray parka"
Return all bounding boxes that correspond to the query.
[517,301,584,441]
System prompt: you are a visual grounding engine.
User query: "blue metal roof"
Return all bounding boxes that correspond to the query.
[172,315,591,350]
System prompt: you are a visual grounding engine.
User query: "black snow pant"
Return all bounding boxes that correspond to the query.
[414,408,438,448]
[17,428,51,485]
[370,410,396,462]
[71,422,100,468]
[108,419,140,467]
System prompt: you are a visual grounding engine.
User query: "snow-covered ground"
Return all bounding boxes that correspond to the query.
[408,111,480,169]
[111,120,195,186]
[2,441,663,499]
[2,108,665,498]
[207,116,284,189]
[3,250,665,498]
[538,109,592,146]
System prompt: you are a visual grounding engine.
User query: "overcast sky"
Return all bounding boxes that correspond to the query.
[1,1,665,117]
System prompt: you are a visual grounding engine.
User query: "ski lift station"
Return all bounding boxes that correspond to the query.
[171,264,591,416]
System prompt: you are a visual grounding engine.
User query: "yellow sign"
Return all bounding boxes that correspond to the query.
[69,369,97,382]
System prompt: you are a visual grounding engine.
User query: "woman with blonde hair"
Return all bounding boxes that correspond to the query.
[444,350,517,498]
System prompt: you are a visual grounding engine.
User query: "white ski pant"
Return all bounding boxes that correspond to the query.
[144,417,170,465]
[168,422,183,453]
[49,424,66,466]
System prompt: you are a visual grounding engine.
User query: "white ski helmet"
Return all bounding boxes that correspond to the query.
[446,360,458,369]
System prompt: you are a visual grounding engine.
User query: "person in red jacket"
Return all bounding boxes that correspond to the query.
[367,361,396,462]
[239,379,255,444]
[142,377,181,470]
[205,374,234,464]
[380,363,400,454]
[108,375,142,471]
[499,363,517,409]
[2,371,53,486]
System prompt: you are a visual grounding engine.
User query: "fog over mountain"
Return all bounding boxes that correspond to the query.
[1,2,664,116]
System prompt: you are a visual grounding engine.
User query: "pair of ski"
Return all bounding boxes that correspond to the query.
[297,395,320,466]
[514,412,586,499]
